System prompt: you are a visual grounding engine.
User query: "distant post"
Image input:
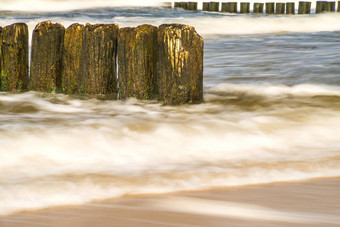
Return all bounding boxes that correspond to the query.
[286,2,295,14]
[82,23,118,99]
[253,3,264,13]
[298,1,311,14]
[209,2,220,11]
[188,2,198,10]
[221,2,227,12]
[276,3,285,14]
[174,2,181,8]
[202,2,210,11]
[157,24,203,105]
[222,2,237,13]
[0,26,2,90]
[326,2,336,12]
[0,23,29,92]
[240,2,250,13]
[30,21,65,92]
[118,25,158,100]
[316,1,327,13]
[180,2,189,9]
[266,2,275,14]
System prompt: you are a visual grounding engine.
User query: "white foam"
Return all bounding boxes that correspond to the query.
[0,89,339,215]
[208,83,340,97]
[0,0,166,12]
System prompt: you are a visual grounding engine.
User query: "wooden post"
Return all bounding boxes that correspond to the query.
[157,24,203,105]
[230,2,238,13]
[240,2,250,13]
[0,23,29,93]
[118,25,158,100]
[82,23,118,99]
[298,1,311,14]
[221,2,237,13]
[30,21,65,92]
[316,1,327,13]
[253,3,264,13]
[203,2,210,11]
[326,2,336,12]
[174,2,181,8]
[286,2,295,14]
[0,26,2,91]
[180,2,189,9]
[188,2,198,10]
[62,23,85,95]
[338,1,340,12]
[276,3,285,14]
[266,2,275,14]
[209,2,220,11]
[221,3,228,12]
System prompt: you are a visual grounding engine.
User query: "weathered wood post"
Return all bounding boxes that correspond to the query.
[298,1,311,14]
[326,2,336,12]
[240,2,250,13]
[188,2,198,10]
[316,1,327,13]
[62,23,84,94]
[82,23,118,99]
[209,2,220,11]
[276,3,285,14]
[203,2,210,11]
[30,21,65,92]
[0,26,2,90]
[118,25,158,100]
[221,3,228,12]
[157,24,203,105]
[266,2,275,14]
[174,2,181,8]
[0,23,29,92]
[222,2,237,13]
[180,2,189,9]
[286,2,295,14]
[253,3,264,13]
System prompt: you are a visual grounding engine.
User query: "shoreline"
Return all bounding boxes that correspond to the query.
[1,177,340,226]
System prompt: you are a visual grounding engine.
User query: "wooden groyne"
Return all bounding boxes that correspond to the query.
[174,1,340,14]
[0,21,203,105]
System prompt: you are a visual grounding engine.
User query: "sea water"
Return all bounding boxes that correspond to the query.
[0,0,339,216]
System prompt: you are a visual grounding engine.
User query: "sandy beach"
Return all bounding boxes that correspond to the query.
[1,177,339,227]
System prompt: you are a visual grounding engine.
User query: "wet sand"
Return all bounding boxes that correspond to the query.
[1,177,339,227]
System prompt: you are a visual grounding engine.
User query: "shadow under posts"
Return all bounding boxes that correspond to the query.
[0,21,204,105]
[0,23,29,92]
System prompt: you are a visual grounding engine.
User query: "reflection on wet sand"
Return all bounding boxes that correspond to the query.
[1,178,339,227]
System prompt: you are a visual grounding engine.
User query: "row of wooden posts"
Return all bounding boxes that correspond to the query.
[174,1,340,14]
[0,22,203,105]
